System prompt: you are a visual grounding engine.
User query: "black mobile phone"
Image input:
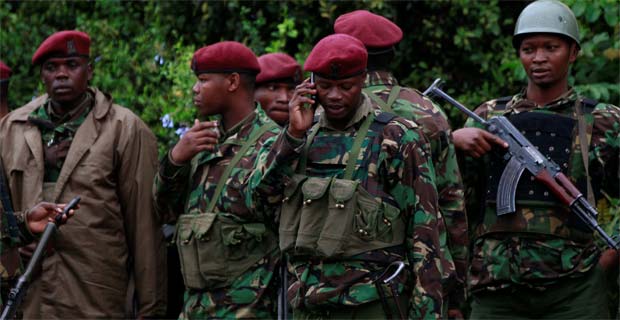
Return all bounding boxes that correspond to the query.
[56,196,81,224]
[309,73,317,109]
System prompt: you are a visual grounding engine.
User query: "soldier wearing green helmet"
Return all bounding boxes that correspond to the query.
[452,0,620,318]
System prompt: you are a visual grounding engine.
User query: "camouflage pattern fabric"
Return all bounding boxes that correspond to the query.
[154,108,281,318]
[27,91,93,182]
[364,70,467,308]
[463,89,620,293]
[178,249,279,319]
[244,95,444,319]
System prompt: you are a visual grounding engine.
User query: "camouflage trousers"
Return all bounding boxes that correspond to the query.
[293,294,409,320]
[469,264,609,319]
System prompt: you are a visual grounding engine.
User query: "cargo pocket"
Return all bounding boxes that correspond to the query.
[193,213,228,289]
[279,174,308,253]
[176,215,205,289]
[317,178,358,257]
[353,187,383,242]
[295,177,331,255]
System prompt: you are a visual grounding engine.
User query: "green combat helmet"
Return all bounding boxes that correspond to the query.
[513,0,580,48]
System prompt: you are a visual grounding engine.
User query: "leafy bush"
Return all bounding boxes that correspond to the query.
[1,0,617,152]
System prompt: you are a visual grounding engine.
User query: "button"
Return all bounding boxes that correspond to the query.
[536,131,541,136]
[528,190,534,195]
[550,132,556,137]
[565,148,570,154]
[549,146,554,151]
[543,191,549,197]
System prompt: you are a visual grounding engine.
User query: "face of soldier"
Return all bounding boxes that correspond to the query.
[40,57,92,107]
[315,73,365,125]
[519,34,577,89]
[255,82,295,125]
[192,73,229,117]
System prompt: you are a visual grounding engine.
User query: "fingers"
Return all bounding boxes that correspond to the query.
[481,130,508,148]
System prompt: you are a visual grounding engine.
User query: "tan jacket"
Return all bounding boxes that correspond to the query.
[0,88,167,318]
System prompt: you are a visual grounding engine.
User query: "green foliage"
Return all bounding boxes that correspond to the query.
[0,0,618,154]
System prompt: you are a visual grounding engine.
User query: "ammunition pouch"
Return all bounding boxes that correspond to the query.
[176,212,278,290]
[279,175,404,258]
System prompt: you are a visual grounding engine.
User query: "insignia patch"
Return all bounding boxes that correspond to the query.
[67,40,76,55]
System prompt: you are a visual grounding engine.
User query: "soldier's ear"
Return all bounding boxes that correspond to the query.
[87,63,93,81]
[568,43,579,64]
[226,72,241,92]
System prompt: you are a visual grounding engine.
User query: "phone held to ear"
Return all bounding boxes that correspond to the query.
[307,73,317,109]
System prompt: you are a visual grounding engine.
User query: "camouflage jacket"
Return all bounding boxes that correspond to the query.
[463,89,620,293]
[153,108,282,318]
[244,95,444,319]
[364,71,467,307]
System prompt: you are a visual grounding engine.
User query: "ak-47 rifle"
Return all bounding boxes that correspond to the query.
[424,78,619,250]
[0,196,81,320]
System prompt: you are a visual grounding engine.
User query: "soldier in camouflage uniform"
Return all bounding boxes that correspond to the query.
[334,10,468,318]
[244,34,444,319]
[452,1,620,318]
[153,41,281,319]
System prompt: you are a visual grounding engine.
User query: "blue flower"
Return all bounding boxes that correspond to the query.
[175,126,189,137]
[160,114,174,128]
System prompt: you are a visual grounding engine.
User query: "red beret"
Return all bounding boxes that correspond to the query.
[256,53,302,84]
[32,30,91,65]
[0,60,11,81]
[304,34,367,80]
[334,10,403,49]
[192,41,260,75]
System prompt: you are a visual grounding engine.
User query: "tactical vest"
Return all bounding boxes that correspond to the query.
[478,97,598,241]
[175,122,278,290]
[279,112,407,259]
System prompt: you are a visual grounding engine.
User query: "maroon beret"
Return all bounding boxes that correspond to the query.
[304,34,367,80]
[256,53,302,84]
[32,30,91,65]
[0,60,11,82]
[334,10,403,49]
[192,41,260,75]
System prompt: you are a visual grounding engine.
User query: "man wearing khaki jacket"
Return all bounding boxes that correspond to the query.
[0,30,167,318]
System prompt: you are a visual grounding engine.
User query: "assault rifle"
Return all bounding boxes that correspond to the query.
[0,196,81,320]
[424,78,619,250]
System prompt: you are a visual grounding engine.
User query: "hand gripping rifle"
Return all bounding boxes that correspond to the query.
[0,196,81,320]
[424,78,619,250]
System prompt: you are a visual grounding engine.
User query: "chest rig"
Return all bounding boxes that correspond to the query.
[175,122,278,290]
[480,97,598,238]
[279,112,408,259]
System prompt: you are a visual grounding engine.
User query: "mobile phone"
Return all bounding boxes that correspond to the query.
[56,196,81,224]
[308,73,317,109]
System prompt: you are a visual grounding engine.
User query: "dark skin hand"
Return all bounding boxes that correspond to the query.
[453,127,508,158]
[27,201,77,233]
[287,78,317,139]
[170,119,220,164]
[598,248,619,273]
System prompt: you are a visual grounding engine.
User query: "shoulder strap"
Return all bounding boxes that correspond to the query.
[574,98,596,206]
[298,122,321,174]
[344,112,376,180]
[364,86,401,113]
[206,122,277,212]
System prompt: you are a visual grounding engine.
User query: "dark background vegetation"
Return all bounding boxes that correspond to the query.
[1,0,618,155]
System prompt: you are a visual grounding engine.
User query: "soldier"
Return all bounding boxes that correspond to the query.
[334,10,468,318]
[153,41,281,319]
[0,30,167,318]
[0,61,10,119]
[255,53,302,126]
[452,1,620,318]
[245,33,444,319]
